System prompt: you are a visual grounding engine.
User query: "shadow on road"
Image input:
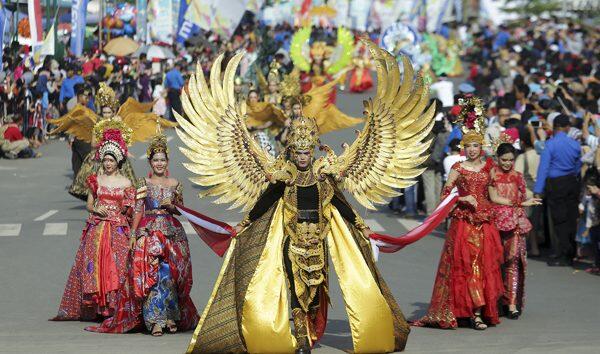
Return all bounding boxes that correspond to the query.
[408,302,430,320]
[320,319,352,351]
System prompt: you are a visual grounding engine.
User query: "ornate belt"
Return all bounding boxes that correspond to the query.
[298,209,319,222]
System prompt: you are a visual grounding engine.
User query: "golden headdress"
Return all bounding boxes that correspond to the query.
[267,60,281,84]
[456,95,486,147]
[146,134,169,158]
[310,41,332,60]
[287,116,319,152]
[93,118,133,146]
[95,82,119,112]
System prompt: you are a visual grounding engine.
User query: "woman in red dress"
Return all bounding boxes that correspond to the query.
[52,129,135,321]
[489,142,541,319]
[414,97,504,330]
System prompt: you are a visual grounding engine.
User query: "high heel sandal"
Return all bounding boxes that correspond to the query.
[470,316,487,330]
[151,324,163,337]
[166,320,178,333]
[508,310,520,319]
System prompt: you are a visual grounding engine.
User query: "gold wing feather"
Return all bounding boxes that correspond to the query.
[117,98,177,144]
[302,73,363,134]
[314,40,436,209]
[254,63,269,93]
[175,53,295,212]
[245,101,287,128]
[47,104,98,143]
[117,97,154,118]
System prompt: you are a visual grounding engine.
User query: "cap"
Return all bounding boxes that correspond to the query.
[458,82,475,93]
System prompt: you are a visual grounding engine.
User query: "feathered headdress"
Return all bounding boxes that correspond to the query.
[95,82,119,112]
[287,116,319,152]
[95,128,128,164]
[455,95,486,147]
[146,134,169,158]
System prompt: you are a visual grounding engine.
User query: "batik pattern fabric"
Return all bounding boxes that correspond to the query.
[414,159,504,328]
[53,174,135,321]
[490,167,531,309]
[86,181,198,333]
[69,151,136,201]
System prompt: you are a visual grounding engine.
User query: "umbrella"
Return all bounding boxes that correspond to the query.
[104,37,140,57]
[146,45,176,60]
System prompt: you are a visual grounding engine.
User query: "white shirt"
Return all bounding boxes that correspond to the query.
[443,154,466,181]
[430,80,454,107]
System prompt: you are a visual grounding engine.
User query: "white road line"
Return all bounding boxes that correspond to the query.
[397,218,420,230]
[365,219,384,232]
[0,224,21,237]
[167,136,173,142]
[34,210,58,221]
[43,223,68,236]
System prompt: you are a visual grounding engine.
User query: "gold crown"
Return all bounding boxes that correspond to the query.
[310,42,332,59]
[95,82,119,112]
[93,119,133,146]
[287,116,319,151]
[267,60,281,84]
[98,140,126,164]
[280,70,302,98]
[146,134,169,158]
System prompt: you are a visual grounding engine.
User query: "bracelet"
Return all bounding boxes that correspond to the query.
[354,216,368,230]
[238,215,251,228]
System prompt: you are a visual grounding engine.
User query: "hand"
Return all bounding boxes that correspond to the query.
[234,224,244,235]
[94,206,108,217]
[521,198,542,207]
[588,185,600,196]
[459,195,478,208]
[129,236,137,250]
[362,227,374,238]
[533,193,543,200]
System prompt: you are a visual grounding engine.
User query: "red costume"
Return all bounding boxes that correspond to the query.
[490,166,531,310]
[414,159,504,328]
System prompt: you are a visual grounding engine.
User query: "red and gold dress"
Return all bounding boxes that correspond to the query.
[490,167,531,310]
[52,174,135,321]
[414,159,504,328]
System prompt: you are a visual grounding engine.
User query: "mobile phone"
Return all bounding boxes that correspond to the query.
[530,121,541,128]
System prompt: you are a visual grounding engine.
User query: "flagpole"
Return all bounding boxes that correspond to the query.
[99,0,104,53]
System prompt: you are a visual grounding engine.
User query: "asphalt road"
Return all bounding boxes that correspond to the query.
[1,88,599,354]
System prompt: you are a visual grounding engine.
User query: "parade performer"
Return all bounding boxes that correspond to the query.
[49,83,177,200]
[86,135,199,335]
[290,26,354,100]
[175,40,435,354]
[489,140,541,319]
[52,129,135,321]
[413,96,504,330]
[348,43,374,93]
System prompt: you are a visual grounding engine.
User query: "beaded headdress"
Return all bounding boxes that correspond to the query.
[146,134,169,158]
[93,119,133,146]
[455,95,486,147]
[95,82,119,112]
[267,61,281,84]
[95,128,128,164]
[287,116,319,152]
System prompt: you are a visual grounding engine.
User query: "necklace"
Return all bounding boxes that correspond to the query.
[295,169,317,187]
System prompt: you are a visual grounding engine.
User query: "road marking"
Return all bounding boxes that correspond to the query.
[397,218,421,230]
[0,224,21,237]
[167,136,173,142]
[365,219,384,232]
[34,210,58,221]
[0,166,17,171]
[43,223,68,236]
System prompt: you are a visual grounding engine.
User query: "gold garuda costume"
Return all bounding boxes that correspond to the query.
[49,83,177,200]
[175,39,435,353]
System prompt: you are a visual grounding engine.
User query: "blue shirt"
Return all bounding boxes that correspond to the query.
[165,69,184,90]
[443,125,463,154]
[534,131,581,194]
[59,75,84,103]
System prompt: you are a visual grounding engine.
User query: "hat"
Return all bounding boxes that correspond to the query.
[547,112,561,127]
[458,82,475,93]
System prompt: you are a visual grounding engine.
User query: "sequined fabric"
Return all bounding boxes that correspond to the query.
[414,160,504,328]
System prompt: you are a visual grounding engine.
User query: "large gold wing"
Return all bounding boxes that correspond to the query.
[314,40,436,209]
[119,98,178,143]
[175,52,293,212]
[47,104,98,143]
[302,75,363,134]
[245,101,287,128]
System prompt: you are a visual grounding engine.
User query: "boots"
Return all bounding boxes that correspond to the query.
[292,308,311,354]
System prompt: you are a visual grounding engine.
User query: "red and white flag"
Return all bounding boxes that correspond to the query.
[28,0,43,46]
[369,188,459,261]
[176,204,236,257]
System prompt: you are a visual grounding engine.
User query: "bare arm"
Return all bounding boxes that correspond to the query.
[488,185,513,206]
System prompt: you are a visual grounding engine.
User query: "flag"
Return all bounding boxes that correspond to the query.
[71,0,88,57]
[40,24,55,56]
[176,204,236,257]
[176,0,199,44]
[136,0,148,43]
[369,188,459,261]
[28,0,43,49]
[184,0,247,38]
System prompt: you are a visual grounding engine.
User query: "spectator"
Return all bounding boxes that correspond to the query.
[164,62,185,119]
[0,115,40,159]
[443,138,465,181]
[534,114,582,267]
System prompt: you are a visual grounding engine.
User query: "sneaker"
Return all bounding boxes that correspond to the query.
[5,151,17,159]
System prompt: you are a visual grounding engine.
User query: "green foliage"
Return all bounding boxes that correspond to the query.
[502,0,563,16]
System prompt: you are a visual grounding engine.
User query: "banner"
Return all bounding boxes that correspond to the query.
[184,0,248,38]
[28,0,43,50]
[136,0,148,43]
[176,0,200,43]
[0,0,4,67]
[148,0,174,44]
[348,0,370,31]
[40,24,55,56]
[70,0,88,56]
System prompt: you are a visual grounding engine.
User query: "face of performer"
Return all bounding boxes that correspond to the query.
[248,91,259,104]
[464,142,482,161]
[101,106,114,120]
[498,152,515,172]
[282,99,291,110]
[234,83,242,94]
[102,154,118,175]
[150,152,168,176]
[268,81,278,94]
[293,149,312,170]
[292,103,302,117]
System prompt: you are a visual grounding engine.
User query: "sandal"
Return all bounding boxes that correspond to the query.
[166,320,178,333]
[507,310,520,319]
[151,324,163,337]
[470,316,487,330]
[585,267,600,275]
